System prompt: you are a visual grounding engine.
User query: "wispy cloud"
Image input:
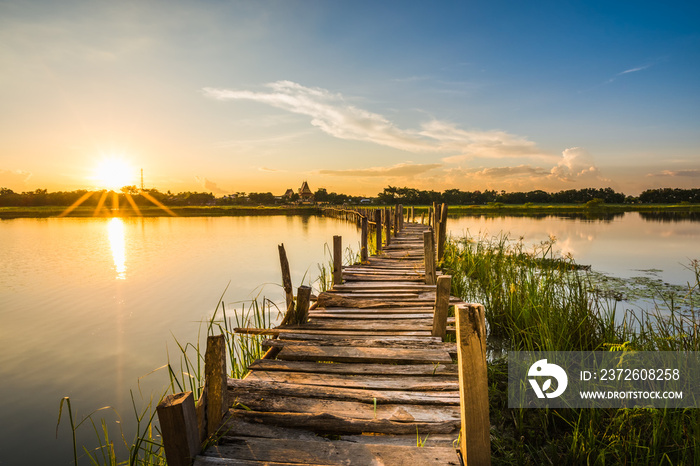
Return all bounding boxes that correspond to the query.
[203,81,548,159]
[604,63,653,84]
[319,162,441,177]
[647,169,700,178]
[619,65,651,75]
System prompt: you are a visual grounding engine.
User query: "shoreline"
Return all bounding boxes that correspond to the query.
[1,203,698,219]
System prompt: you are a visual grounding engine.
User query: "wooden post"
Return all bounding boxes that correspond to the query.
[410,206,415,223]
[394,205,400,234]
[361,216,368,263]
[374,209,382,253]
[456,304,491,466]
[204,334,227,438]
[332,235,342,287]
[437,203,448,262]
[278,244,294,316]
[295,285,311,323]
[384,208,391,246]
[157,392,200,466]
[432,275,451,339]
[423,230,436,285]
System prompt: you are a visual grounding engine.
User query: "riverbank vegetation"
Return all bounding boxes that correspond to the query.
[442,232,700,464]
[3,185,699,212]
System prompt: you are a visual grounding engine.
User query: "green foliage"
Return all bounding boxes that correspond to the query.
[444,232,700,464]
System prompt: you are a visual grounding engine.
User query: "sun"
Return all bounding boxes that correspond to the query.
[93,157,136,191]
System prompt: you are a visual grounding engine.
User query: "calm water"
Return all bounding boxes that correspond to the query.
[0,212,698,464]
[0,215,361,464]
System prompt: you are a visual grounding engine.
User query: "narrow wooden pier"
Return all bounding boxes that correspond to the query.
[157,207,490,465]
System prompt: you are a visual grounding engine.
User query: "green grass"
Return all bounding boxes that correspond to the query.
[442,231,700,464]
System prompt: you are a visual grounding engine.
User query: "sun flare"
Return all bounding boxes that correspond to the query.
[93,157,135,191]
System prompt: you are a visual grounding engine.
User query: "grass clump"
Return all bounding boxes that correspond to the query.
[442,231,700,465]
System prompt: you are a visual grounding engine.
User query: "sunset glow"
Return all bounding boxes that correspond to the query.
[93,158,135,191]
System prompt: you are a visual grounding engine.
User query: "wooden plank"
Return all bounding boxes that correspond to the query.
[235,327,433,336]
[201,437,460,465]
[244,370,459,391]
[228,379,460,405]
[309,312,435,319]
[230,391,460,423]
[264,338,457,353]
[298,318,435,329]
[276,333,443,344]
[247,360,459,376]
[308,307,434,314]
[275,344,453,364]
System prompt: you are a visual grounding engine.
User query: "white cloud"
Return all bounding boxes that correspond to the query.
[549,147,604,181]
[319,162,441,178]
[203,81,548,159]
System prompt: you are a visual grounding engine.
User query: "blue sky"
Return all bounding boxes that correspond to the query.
[1,0,698,195]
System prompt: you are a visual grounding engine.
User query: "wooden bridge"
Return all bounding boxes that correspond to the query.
[157,206,491,465]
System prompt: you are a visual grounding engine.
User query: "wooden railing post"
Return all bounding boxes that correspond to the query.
[456,304,491,465]
[295,285,311,323]
[157,392,200,466]
[437,203,448,262]
[384,207,391,246]
[432,275,451,339]
[278,244,293,315]
[374,209,382,254]
[423,230,436,285]
[360,216,368,263]
[332,235,342,287]
[394,205,400,234]
[204,334,227,438]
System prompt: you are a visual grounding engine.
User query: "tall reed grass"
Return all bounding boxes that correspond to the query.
[443,231,700,464]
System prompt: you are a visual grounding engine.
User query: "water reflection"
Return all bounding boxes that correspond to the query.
[107,218,126,279]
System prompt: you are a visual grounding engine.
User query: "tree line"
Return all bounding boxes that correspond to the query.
[1,185,698,207]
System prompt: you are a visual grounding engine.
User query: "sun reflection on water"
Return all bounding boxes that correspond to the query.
[107,217,127,279]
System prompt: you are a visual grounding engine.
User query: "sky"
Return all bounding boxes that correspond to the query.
[1,0,699,197]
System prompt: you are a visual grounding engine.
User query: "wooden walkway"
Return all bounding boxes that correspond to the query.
[197,222,463,465]
[158,211,490,466]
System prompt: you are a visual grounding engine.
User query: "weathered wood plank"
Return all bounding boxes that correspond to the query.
[201,437,460,465]
[229,392,460,423]
[235,327,433,336]
[263,338,457,353]
[247,359,459,376]
[228,379,460,405]
[275,344,453,364]
[276,333,443,344]
[244,370,459,391]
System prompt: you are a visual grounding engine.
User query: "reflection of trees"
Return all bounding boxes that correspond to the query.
[639,211,700,223]
[450,212,625,222]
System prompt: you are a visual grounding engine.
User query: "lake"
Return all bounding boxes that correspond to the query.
[0,212,698,463]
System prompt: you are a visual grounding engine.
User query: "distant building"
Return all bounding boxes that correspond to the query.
[283,188,295,200]
[298,181,314,203]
